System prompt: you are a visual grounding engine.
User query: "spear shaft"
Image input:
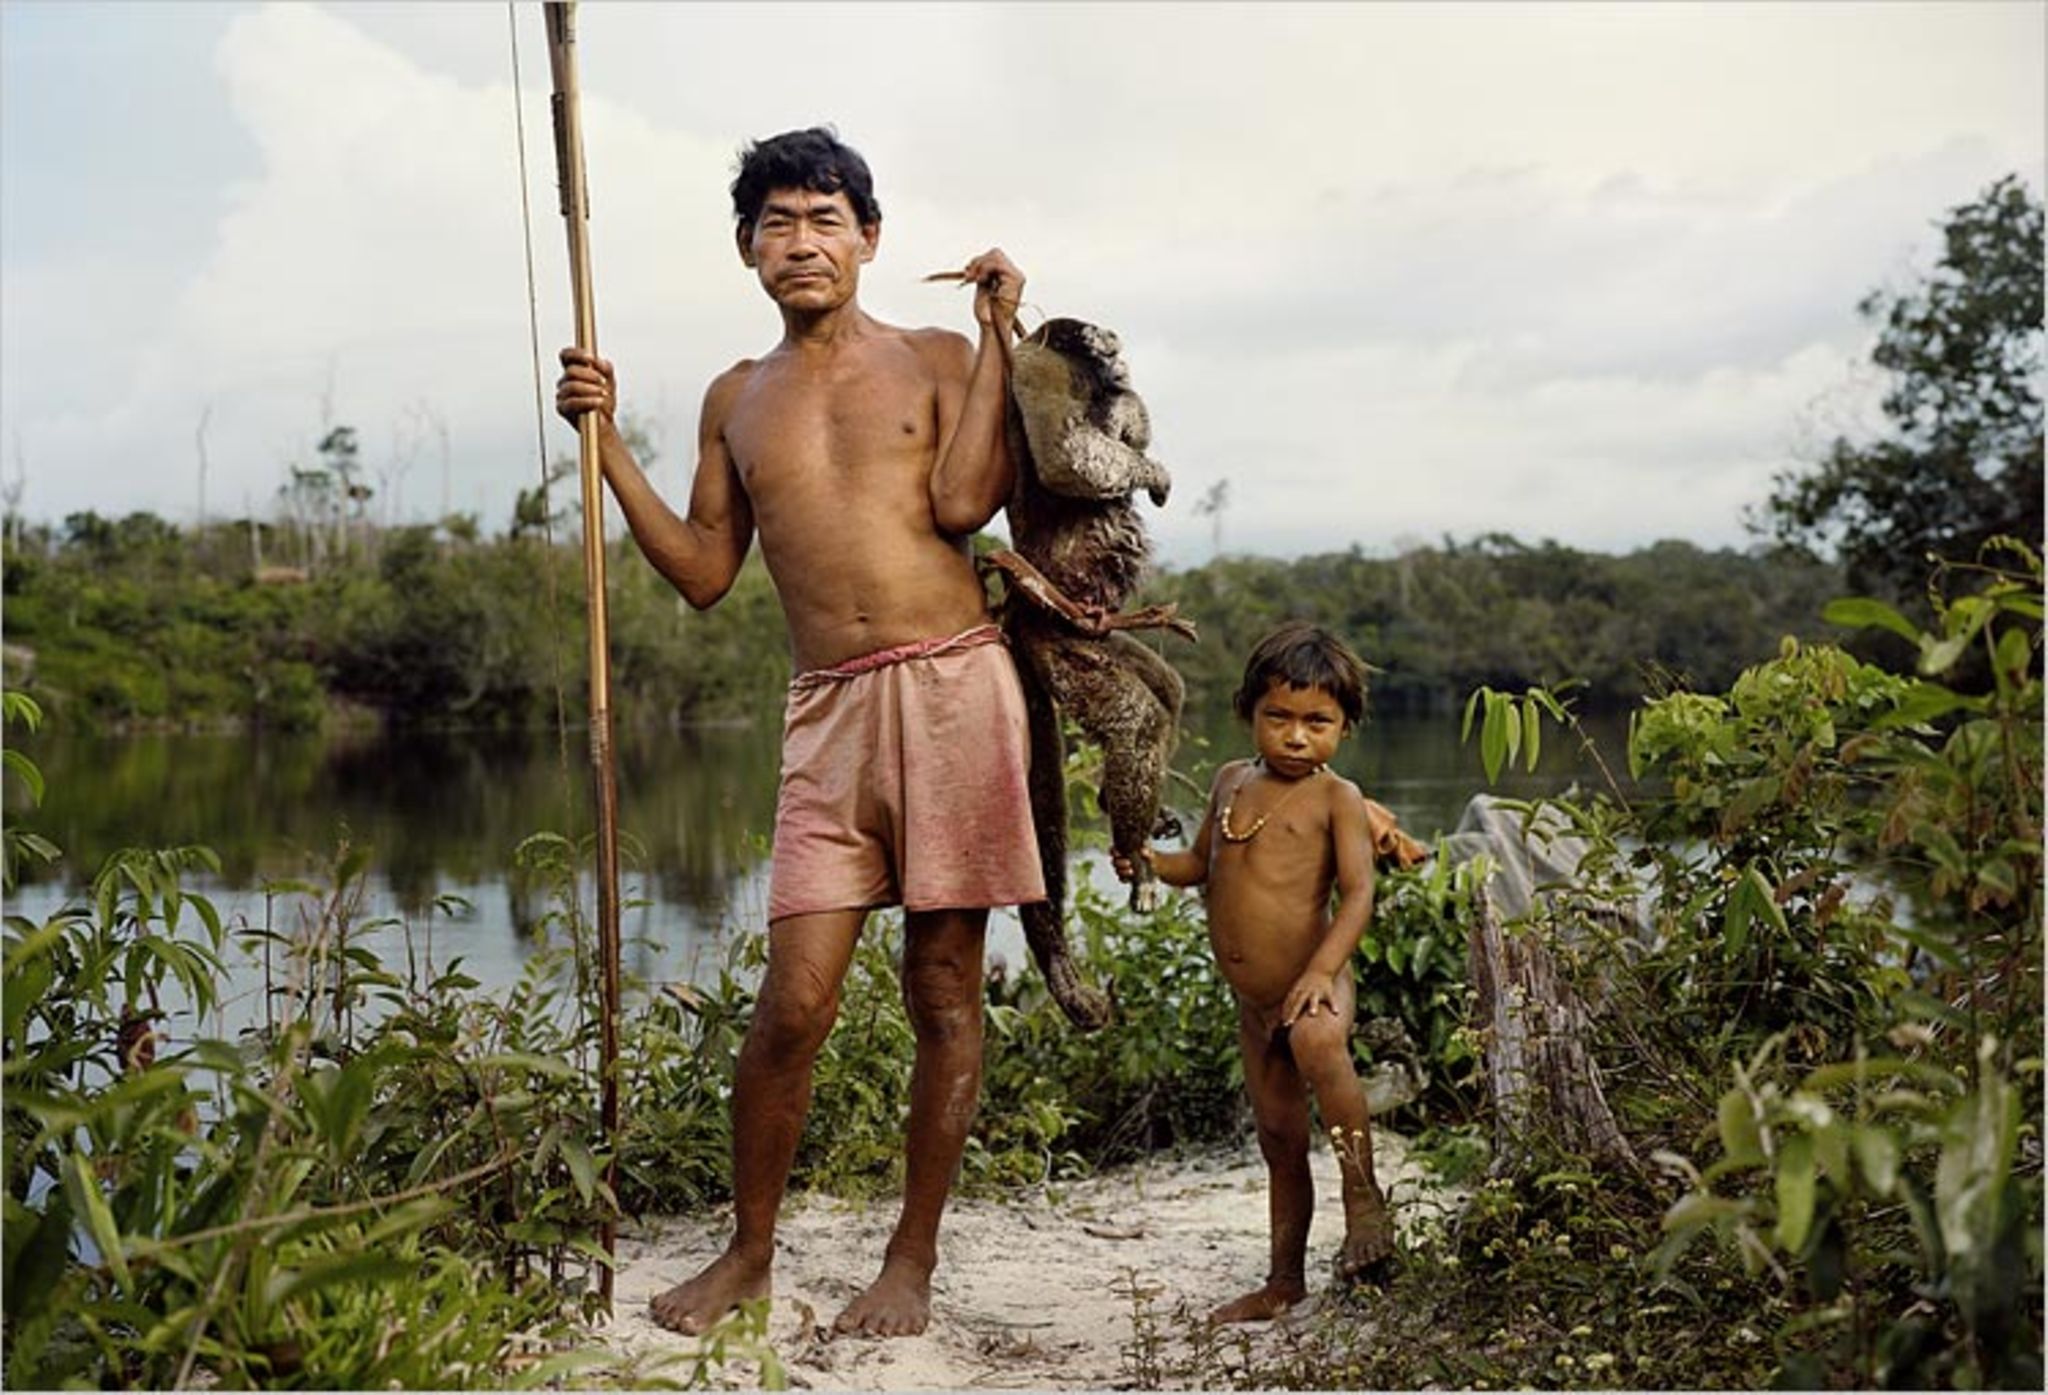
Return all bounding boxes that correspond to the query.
[543,0,622,1312]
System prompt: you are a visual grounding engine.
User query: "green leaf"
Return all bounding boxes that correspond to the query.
[1992,625,2034,689]
[1912,820,1967,875]
[271,1250,411,1303]
[1919,597,1993,677]
[1823,596,1921,643]
[1810,1115,1849,1187]
[1934,1046,2018,1266]
[1801,1056,1958,1093]
[508,1350,612,1389]
[361,1195,456,1247]
[1723,874,1755,959]
[562,1137,599,1207]
[2,748,45,807]
[1521,698,1542,773]
[476,1051,578,1081]
[1,691,44,731]
[1718,1088,1762,1165]
[1661,1190,1744,1236]
[63,1153,130,1287]
[1749,867,1789,939]
[1775,1131,1816,1252]
[1479,700,1508,785]
[1974,859,2018,901]
[1874,681,1977,730]
[1852,1124,1900,1196]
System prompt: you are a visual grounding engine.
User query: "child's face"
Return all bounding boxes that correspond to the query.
[1249,679,1349,776]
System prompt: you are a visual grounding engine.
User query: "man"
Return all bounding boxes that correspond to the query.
[555,127,1043,1339]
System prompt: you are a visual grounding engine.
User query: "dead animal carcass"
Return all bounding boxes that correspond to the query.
[986,318,1195,1031]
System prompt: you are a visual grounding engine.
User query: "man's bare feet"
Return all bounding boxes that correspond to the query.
[649,1248,772,1335]
[1207,1276,1309,1325]
[832,1256,933,1337]
[1336,1181,1397,1281]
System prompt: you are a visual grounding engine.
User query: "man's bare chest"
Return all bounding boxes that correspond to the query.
[724,366,938,488]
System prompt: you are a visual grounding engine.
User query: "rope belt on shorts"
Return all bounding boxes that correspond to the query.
[788,623,1004,693]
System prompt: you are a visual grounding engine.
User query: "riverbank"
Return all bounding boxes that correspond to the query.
[602,1129,1464,1390]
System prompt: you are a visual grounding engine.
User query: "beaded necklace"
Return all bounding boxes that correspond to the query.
[1217,759,1326,844]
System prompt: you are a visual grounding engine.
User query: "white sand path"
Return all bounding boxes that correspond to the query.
[598,1130,1462,1390]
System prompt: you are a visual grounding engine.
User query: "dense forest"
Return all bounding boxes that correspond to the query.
[1,177,2038,1389]
[1,515,1847,733]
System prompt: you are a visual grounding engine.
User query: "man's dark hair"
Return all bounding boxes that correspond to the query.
[1232,621,1369,727]
[730,127,880,234]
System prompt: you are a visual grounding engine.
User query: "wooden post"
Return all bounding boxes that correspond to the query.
[1466,884,1637,1174]
[543,0,624,1312]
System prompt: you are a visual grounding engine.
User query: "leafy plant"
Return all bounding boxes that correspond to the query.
[1356,852,1485,1115]
[1656,1034,2041,1389]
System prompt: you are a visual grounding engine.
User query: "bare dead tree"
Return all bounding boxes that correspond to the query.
[3,434,26,553]
[195,405,212,530]
[1466,883,1638,1174]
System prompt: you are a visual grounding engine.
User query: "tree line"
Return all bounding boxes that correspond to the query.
[1,511,1848,733]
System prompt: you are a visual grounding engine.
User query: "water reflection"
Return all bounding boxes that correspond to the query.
[6,707,1627,990]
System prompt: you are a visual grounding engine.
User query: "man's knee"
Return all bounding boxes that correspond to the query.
[901,956,983,1044]
[751,962,841,1059]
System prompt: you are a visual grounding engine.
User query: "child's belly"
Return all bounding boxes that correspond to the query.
[1205,900,1328,1011]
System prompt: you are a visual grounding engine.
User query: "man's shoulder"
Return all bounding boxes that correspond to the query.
[897,323,975,374]
[707,356,761,390]
[703,356,764,413]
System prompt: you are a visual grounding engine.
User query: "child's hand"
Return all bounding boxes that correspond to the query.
[1281,971,1340,1026]
[1109,846,1155,883]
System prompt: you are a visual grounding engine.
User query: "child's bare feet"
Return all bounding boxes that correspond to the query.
[649,1248,772,1334]
[832,1255,933,1337]
[1337,1180,1397,1281]
[1207,1276,1308,1324]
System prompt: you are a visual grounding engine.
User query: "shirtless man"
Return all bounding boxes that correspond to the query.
[555,128,1044,1338]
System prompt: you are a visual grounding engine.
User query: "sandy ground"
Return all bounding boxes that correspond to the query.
[597,1130,1464,1390]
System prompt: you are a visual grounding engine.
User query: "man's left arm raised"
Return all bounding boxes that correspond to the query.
[927,248,1026,536]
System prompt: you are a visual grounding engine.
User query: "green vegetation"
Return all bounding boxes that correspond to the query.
[7,546,2036,1386]
[1113,546,2042,1393]
[1144,535,1843,714]
[3,511,1841,733]
[3,173,2037,1390]
[1,510,792,733]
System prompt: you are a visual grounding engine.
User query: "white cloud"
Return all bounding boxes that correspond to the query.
[0,0,2039,558]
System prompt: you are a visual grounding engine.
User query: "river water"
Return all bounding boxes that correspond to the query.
[5,706,1622,999]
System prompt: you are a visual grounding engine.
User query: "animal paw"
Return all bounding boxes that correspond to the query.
[1129,878,1161,914]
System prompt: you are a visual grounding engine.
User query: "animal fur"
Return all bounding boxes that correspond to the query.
[988,318,1192,1032]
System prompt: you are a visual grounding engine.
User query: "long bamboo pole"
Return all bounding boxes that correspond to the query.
[543,0,623,1313]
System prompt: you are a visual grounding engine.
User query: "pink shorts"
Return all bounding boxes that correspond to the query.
[766,624,1048,923]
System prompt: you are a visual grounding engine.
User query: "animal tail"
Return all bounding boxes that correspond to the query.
[1017,650,1113,1032]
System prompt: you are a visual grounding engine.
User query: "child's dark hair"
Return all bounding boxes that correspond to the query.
[730,127,881,235]
[1232,621,1369,727]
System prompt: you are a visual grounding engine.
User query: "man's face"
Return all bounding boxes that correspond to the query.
[740,187,878,312]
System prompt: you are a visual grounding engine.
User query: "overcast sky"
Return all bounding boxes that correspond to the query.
[2,1,2041,566]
